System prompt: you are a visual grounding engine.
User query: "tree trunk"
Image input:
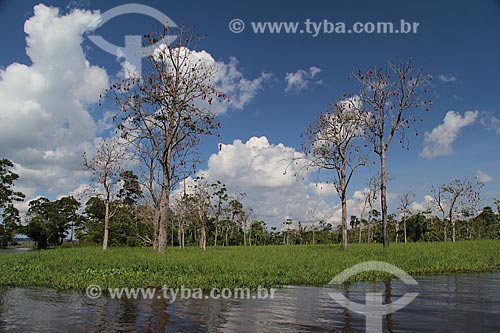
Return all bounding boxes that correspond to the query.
[243,220,247,246]
[103,199,110,250]
[200,223,206,250]
[395,222,399,243]
[152,205,160,251]
[403,218,407,243]
[443,215,448,242]
[214,225,218,247]
[157,186,169,254]
[380,147,389,248]
[451,211,456,243]
[341,191,348,250]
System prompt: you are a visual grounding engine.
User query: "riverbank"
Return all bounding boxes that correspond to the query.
[1,240,499,291]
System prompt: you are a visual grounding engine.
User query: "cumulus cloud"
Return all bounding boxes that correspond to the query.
[0,4,108,203]
[309,182,337,196]
[0,4,271,211]
[409,195,434,213]
[284,66,322,93]
[420,111,478,159]
[476,170,494,183]
[177,136,338,227]
[178,136,397,229]
[153,45,272,114]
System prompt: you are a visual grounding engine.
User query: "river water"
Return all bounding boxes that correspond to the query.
[0,270,499,332]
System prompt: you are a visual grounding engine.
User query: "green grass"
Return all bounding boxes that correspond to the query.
[1,240,499,291]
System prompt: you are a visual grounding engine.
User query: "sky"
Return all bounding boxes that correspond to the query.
[0,0,499,228]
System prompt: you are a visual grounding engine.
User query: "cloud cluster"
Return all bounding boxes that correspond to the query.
[0,5,271,209]
[181,136,399,229]
[152,45,272,114]
[284,66,322,93]
[0,4,108,202]
[420,111,478,159]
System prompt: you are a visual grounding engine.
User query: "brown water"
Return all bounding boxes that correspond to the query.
[0,272,499,332]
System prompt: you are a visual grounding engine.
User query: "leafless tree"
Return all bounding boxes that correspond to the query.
[83,138,127,250]
[352,59,432,248]
[299,97,367,250]
[398,190,415,243]
[432,177,483,242]
[105,27,225,253]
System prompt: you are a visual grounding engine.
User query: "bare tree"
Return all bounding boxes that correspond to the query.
[431,177,483,242]
[398,190,415,243]
[83,138,126,250]
[430,185,448,241]
[105,27,225,253]
[352,59,432,247]
[299,97,367,250]
[210,180,228,247]
[364,175,380,244]
[440,177,483,242]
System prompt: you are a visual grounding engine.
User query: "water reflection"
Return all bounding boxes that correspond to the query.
[0,272,499,332]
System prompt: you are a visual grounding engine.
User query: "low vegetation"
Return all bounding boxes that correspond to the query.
[1,241,499,291]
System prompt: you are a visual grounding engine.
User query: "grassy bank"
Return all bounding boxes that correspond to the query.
[1,240,500,291]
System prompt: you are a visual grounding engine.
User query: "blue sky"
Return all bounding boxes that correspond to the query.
[0,0,499,226]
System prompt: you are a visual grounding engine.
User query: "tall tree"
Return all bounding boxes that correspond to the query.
[118,170,143,207]
[398,190,415,243]
[106,27,225,253]
[352,59,432,247]
[300,97,367,250]
[1,204,21,246]
[437,177,483,243]
[210,180,229,247]
[83,138,126,250]
[0,159,25,246]
[25,196,80,249]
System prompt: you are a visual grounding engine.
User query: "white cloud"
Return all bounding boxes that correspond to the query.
[437,74,457,83]
[178,136,339,228]
[420,111,478,159]
[284,66,322,93]
[309,182,337,196]
[153,45,272,114]
[476,170,494,183]
[212,57,272,112]
[409,195,434,213]
[178,136,401,229]
[0,4,108,205]
[480,113,500,135]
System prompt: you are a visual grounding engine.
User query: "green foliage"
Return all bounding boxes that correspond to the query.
[25,196,80,249]
[1,241,500,291]
[0,159,25,246]
[77,197,152,247]
[1,204,21,246]
[0,159,25,207]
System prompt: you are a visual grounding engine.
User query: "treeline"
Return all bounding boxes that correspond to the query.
[2,157,500,249]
